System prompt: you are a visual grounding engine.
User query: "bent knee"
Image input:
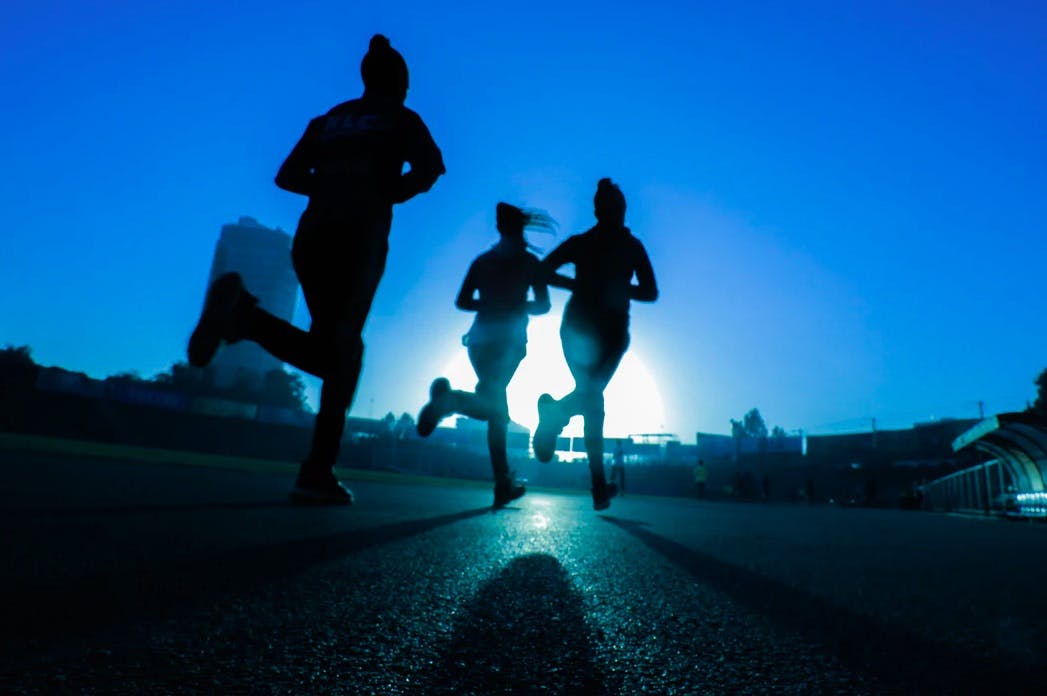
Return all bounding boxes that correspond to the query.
[581,393,604,416]
[333,330,363,361]
[320,332,362,380]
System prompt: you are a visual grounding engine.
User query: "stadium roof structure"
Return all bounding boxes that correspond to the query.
[953,412,1047,492]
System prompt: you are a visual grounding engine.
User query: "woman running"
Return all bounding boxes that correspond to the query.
[532,178,658,511]
[188,35,445,505]
[417,203,553,507]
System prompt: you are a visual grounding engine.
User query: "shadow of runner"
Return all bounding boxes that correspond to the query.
[602,516,1047,694]
[2,507,491,647]
[418,553,615,695]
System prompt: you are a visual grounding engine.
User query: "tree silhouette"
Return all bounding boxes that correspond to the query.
[395,412,415,439]
[151,362,308,410]
[0,345,39,391]
[153,362,214,394]
[730,408,768,439]
[260,368,308,410]
[1034,368,1047,417]
[106,370,147,384]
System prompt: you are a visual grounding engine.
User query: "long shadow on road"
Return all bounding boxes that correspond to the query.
[2,506,491,649]
[602,515,1046,694]
[416,553,616,695]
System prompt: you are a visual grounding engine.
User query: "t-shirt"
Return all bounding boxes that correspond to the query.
[278,96,445,215]
[544,224,656,327]
[462,245,544,346]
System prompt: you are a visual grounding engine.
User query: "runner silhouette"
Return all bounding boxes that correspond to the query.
[188,34,445,505]
[416,203,553,507]
[532,179,658,511]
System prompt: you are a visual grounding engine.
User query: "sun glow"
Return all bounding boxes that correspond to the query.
[439,312,665,437]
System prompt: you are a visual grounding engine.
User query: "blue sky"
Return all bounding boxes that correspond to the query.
[2,0,1045,437]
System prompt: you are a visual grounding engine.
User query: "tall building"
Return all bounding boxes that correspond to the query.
[205,216,297,386]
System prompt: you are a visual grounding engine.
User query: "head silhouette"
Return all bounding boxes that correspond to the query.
[496,203,527,241]
[496,203,557,251]
[361,34,409,102]
[593,178,626,226]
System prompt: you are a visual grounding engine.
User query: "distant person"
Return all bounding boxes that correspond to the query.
[188,35,445,505]
[610,441,626,495]
[694,458,707,499]
[532,179,658,511]
[864,477,877,506]
[416,203,553,507]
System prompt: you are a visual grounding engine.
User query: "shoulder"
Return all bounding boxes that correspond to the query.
[324,99,362,117]
[398,105,430,129]
[523,251,546,275]
[625,230,648,253]
[472,249,497,268]
[570,231,598,252]
[563,233,588,250]
[299,115,327,139]
[579,227,602,243]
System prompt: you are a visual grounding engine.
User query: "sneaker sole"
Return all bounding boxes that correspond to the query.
[188,273,243,367]
[533,394,558,463]
[593,483,618,511]
[288,487,354,506]
[493,488,526,508]
[417,402,440,437]
[417,378,451,437]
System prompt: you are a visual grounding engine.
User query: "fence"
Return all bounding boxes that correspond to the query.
[922,460,1005,515]
[922,458,1047,518]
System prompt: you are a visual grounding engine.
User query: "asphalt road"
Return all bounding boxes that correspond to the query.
[2,446,1046,694]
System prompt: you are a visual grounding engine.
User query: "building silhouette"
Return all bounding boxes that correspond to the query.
[205,216,297,387]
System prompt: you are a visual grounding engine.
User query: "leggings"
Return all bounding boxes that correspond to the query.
[243,207,391,473]
[448,337,526,483]
[557,315,629,485]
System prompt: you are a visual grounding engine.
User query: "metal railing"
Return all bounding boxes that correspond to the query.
[922,458,1046,518]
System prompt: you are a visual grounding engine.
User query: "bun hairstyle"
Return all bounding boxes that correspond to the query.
[361,34,409,99]
[593,178,626,226]
[496,202,557,252]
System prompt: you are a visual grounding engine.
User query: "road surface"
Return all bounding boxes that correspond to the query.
[2,444,1045,694]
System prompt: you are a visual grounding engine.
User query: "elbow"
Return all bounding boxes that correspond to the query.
[416,165,445,194]
[641,280,659,302]
[419,168,444,194]
[275,171,309,196]
[632,286,657,303]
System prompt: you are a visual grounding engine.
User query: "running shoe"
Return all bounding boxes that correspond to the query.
[493,478,526,508]
[592,481,619,511]
[417,377,452,437]
[532,393,562,463]
[289,471,354,506]
[188,272,251,367]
